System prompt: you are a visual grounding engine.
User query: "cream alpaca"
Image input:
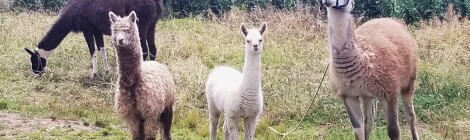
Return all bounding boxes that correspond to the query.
[205,22,267,140]
[110,11,175,140]
[322,0,420,140]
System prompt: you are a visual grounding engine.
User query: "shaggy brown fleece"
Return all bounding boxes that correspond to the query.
[110,11,175,140]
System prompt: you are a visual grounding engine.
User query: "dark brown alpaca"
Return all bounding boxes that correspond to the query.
[23,0,165,77]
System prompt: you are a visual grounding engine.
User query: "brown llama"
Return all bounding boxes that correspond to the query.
[322,0,420,140]
[110,11,175,140]
[23,0,165,77]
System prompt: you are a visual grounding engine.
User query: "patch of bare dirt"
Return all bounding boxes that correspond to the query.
[0,112,99,138]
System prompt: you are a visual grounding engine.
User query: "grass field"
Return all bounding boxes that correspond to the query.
[0,7,469,140]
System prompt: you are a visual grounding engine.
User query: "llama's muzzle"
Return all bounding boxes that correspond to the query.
[118,39,124,45]
[253,45,259,51]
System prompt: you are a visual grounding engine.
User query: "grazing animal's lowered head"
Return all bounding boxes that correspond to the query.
[24,48,47,76]
[241,22,267,55]
[109,11,140,50]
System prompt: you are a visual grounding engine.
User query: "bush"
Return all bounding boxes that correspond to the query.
[394,0,470,23]
[7,0,470,24]
[353,0,395,23]
[168,0,234,17]
[11,0,67,11]
[0,0,12,11]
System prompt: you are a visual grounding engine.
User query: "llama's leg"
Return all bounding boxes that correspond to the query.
[138,118,145,140]
[209,111,220,140]
[146,20,157,60]
[361,97,375,140]
[243,116,257,140]
[83,31,97,77]
[383,95,400,140]
[138,24,150,61]
[342,96,364,140]
[143,117,159,140]
[223,118,230,139]
[133,8,155,61]
[401,83,420,140]
[160,106,173,140]
[125,113,145,140]
[93,31,110,74]
[225,116,239,140]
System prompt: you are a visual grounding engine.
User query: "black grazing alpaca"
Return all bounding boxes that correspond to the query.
[24,0,165,77]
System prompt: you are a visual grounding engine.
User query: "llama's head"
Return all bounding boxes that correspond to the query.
[109,11,139,48]
[241,22,267,55]
[24,48,47,76]
[322,0,354,12]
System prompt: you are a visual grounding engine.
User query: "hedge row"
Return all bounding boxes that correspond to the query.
[7,0,470,23]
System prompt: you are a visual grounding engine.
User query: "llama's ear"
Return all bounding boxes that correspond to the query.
[240,23,248,36]
[24,48,34,55]
[109,12,118,23]
[259,22,267,35]
[128,11,138,23]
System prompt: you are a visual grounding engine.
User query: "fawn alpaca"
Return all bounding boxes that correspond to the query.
[205,22,267,140]
[110,11,175,140]
[322,0,420,140]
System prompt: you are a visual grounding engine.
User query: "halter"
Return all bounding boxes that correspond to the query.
[32,51,45,75]
[332,0,350,12]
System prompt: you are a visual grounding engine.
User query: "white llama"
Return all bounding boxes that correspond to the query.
[205,22,267,140]
[322,0,420,140]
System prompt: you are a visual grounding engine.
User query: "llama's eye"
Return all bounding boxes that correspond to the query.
[259,39,263,42]
[247,40,251,43]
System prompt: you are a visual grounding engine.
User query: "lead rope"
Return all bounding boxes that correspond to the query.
[268,63,329,139]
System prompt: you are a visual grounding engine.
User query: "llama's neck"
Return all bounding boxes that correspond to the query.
[37,16,72,57]
[327,9,356,50]
[116,40,142,87]
[327,9,361,61]
[241,53,262,94]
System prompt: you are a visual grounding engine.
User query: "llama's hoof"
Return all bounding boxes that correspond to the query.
[91,73,98,78]
[149,55,157,61]
[146,137,156,140]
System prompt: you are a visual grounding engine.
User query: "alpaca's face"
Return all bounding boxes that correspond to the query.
[24,48,47,76]
[241,22,267,55]
[109,11,138,48]
[322,0,354,12]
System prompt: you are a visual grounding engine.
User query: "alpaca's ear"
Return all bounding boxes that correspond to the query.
[240,23,248,36]
[128,11,138,23]
[24,48,34,55]
[109,12,118,24]
[259,22,267,35]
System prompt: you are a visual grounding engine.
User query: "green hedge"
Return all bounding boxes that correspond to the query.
[11,0,67,11]
[9,0,470,23]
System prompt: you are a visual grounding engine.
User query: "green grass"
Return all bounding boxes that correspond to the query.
[0,7,469,139]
